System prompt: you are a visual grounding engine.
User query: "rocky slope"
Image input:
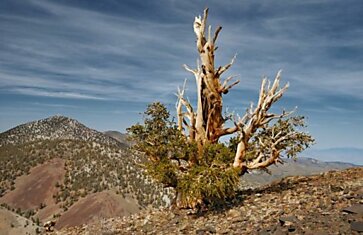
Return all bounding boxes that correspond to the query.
[0,115,124,148]
[0,116,174,230]
[58,167,363,234]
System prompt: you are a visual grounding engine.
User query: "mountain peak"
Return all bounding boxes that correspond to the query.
[46,114,74,121]
[41,115,80,125]
[0,115,122,147]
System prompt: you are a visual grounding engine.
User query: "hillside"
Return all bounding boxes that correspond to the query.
[58,167,363,234]
[0,116,173,230]
[0,116,360,233]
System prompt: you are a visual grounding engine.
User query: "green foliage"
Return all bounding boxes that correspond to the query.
[177,165,240,207]
[128,102,240,208]
[145,159,178,187]
[201,143,235,166]
[127,102,192,163]
[250,116,314,160]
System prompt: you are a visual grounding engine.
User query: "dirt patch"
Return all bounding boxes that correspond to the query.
[0,158,65,216]
[55,191,139,229]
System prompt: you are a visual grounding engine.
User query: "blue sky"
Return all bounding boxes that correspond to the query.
[1,0,362,163]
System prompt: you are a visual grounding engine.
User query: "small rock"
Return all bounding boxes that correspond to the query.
[304,230,330,235]
[330,186,344,192]
[279,215,298,226]
[287,226,296,232]
[330,195,338,201]
[227,209,241,218]
[179,223,191,232]
[142,223,154,233]
[264,225,277,233]
[232,217,243,223]
[273,226,288,235]
[351,221,363,232]
[342,204,363,215]
[142,215,151,225]
[258,231,269,235]
[196,225,216,234]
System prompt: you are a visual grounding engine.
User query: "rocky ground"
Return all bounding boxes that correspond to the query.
[55,167,363,235]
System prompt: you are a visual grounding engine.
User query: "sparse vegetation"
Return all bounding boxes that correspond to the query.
[0,139,172,210]
[0,116,174,221]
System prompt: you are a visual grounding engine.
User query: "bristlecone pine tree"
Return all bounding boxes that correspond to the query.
[128,8,314,209]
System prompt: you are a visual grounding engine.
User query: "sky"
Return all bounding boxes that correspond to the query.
[0,0,362,163]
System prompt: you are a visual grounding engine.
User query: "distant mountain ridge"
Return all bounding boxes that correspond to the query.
[302,147,363,166]
[0,115,124,148]
[103,130,130,146]
[240,156,356,188]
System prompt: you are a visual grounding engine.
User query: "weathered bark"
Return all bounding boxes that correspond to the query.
[180,8,240,148]
[232,71,292,170]
[178,8,292,172]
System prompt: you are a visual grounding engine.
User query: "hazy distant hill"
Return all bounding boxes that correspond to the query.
[302,147,363,166]
[103,130,130,147]
[240,157,356,188]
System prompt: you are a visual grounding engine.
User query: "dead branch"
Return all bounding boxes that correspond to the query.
[233,71,292,169]
[216,54,237,77]
[176,80,196,140]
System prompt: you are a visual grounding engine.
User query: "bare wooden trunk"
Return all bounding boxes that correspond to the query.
[181,9,239,149]
[178,8,292,172]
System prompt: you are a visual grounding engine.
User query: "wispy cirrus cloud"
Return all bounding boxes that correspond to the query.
[1,0,362,103]
[0,0,193,102]
[12,88,107,100]
[1,0,363,153]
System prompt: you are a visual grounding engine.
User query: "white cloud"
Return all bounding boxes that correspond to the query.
[1,0,362,104]
[12,88,107,100]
